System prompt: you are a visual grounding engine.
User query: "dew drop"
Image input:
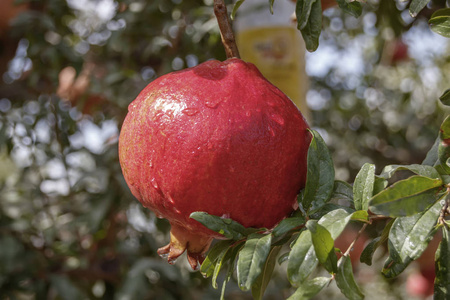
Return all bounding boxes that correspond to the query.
[268,126,275,137]
[271,113,285,125]
[151,178,160,191]
[204,98,223,108]
[182,108,199,116]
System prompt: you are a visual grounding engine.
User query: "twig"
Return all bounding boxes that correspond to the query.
[213,0,240,59]
[344,223,368,257]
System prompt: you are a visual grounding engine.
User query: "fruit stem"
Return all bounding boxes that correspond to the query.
[213,0,240,59]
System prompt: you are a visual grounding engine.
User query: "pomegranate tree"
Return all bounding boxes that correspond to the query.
[118,58,310,269]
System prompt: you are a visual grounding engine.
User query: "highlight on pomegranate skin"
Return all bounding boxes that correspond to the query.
[118,58,311,270]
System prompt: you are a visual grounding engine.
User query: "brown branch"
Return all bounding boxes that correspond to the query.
[213,0,240,59]
[344,223,368,257]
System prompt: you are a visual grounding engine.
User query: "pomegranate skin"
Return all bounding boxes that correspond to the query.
[119,58,310,268]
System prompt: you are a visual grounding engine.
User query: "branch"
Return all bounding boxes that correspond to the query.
[213,0,240,59]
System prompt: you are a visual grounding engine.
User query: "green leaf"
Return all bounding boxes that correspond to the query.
[296,0,322,52]
[301,130,335,213]
[287,230,319,285]
[220,243,243,300]
[306,220,337,274]
[434,225,450,299]
[251,246,282,300]
[380,164,441,180]
[429,9,450,38]
[231,0,246,20]
[212,244,236,289]
[409,0,431,18]
[336,256,365,300]
[318,208,353,239]
[272,216,306,237]
[360,219,394,266]
[237,233,272,291]
[190,212,260,240]
[438,116,450,174]
[269,0,275,14]
[201,240,234,278]
[287,277,332,300]
[369,175,443,217]
[330,180,354,204]
[440,88,450,106]
[336,0,363,18]
[353,163,375,211]
[296,0,316,30]
[373,175,388,196]
[382,200,442,278]
[423,137,440,166]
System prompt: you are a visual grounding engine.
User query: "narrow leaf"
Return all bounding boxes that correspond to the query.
[360,219,394,266]
[353,163,375,211]
[306,220,337,273]
[231,0,246,20]
[272,216,306,237]
[434,225,450,298]
[330,180,354,204]
[251,246,282,300]
[287,230,318,285]
[382,200,443,278]
[438,116,450,174]
[422,137,440,166]
[439,88,450,106]
[336,0,363,18]
[220,243,243,300]
[237,233,272,291]
[212,244,236,289]
[409,0,431,18]
[297,0,317,30]
[190,212,260,240]
[369,175,443,217]
[429,8,450,38]
[336,256,365,300]
[287,277,332,300]
[301,129,335,213]
[269,0,275,14]
[201,240,234,278]
[297,0,322,52]
[381,164,441,180]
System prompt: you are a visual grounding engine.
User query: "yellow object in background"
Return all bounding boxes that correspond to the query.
[234,0,310,122]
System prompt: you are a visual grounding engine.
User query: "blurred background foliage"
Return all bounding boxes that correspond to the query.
[0,0,449,299]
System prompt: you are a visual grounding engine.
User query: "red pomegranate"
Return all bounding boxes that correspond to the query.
[118,58,310,269]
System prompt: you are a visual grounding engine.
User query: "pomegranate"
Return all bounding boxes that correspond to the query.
[118,58,310,269]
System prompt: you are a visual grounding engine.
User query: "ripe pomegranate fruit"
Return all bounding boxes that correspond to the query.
[118,58,310,269]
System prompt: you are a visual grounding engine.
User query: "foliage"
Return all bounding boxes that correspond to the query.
[0,0,449,299]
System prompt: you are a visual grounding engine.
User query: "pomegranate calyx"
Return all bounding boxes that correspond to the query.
[157,222,213,270]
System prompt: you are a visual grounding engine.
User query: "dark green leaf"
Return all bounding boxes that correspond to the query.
[336,256,365,300]
[231,0,246,20]
[306,220,337,273]
[336,0,363,18]
[429,9,450,38]
[297,0,322,51]
[220,243,243,300]
[287,230,318,285]
[382,200,442,278]
[360,219,394,266]
[190,212,260,240]
[201,240,234,278]
[353,163,375,211]
[438,116,450,174]
[296,0,317,30]
[380,164,441,180]
[409,0,431,17]
[212,244,236,289]
[251,246,282,300]
[434,225,450,299]
[330,180,354,204]
[237,233,272,291]
[301,130,335,213]
[287,277,332,300]
[272,216,306,237]
[374,175,388,195]
[423,137,440,166]
[439,88,450,106]
[369,175,443,217]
